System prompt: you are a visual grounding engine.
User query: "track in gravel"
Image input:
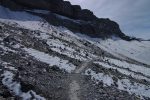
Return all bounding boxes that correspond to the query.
[69,60,94,100]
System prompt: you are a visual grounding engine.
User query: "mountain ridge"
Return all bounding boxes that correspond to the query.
[0,0,134,40]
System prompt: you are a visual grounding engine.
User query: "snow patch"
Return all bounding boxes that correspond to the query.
[107,57,150,77]
[0,45,16,53]
[118,78,150,98]
[34,32,94,61]
[24,48,76,73]
[94,61,150,82]
[1,71,45,100]
[85,69,114,86]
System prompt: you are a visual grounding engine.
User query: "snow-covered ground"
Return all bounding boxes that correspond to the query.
[94,60,150,82]
[85,69,114,86]
[85,68,150,98]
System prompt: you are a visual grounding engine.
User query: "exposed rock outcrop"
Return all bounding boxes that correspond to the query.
[0,0,129,39]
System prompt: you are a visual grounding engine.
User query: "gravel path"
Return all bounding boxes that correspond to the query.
[69,60,93,100]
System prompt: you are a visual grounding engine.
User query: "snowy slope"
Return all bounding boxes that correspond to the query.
[75,33,150,65]
[0,6,150,100]
[98,39,150,65]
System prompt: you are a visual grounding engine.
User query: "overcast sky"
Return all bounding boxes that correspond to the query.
[65,0,150,39]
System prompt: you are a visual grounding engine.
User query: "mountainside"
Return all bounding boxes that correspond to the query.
[0,1,150,100]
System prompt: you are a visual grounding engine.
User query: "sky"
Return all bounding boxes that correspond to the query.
[65,0,150,39]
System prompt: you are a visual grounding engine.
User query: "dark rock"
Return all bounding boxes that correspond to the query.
[20,81,35,92]
[3,36,11,43]
[0,87,12,98]
[3,36,15,43]
[55,1,74,18]
[72,5,81,18]
[80,23,95,36]
[13,0,50,9]
[77,9,96,21]
[0,0,23,11]
[18,66,25,71]
[73,5,96,20]
[0,26,2,30]
[51,66,61,72]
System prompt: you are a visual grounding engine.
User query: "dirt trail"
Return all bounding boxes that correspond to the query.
[69,60,94,100]
[69,80,80,100]
[75,61,92,74]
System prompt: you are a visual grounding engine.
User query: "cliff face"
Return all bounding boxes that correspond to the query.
[0,0,127,39]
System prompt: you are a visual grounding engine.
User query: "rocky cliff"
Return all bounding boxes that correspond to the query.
[0,0,130,39]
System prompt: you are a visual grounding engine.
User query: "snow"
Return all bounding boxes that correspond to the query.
[2,71,21,95]
[105,57,150,77]
[94,61,150,82]
[55,13,81,24]
[1,61,17,71]
[24,48,76,73]
[0,6,41,21]
[97,39,150,65]
[27,9,50,14]
[46,40,87,61]
[0,61,45,100]
[136,49,150,64]
[0,44,16,53]
[12,43,21,49]
[118,78,150,98]
[4,66,17,71]
[75,33,150,65]
[85,69,114,86]
[0,6,52,34]
[34,31,96,61]
[85,68,150,98]
[1,71,45,100]
[93,58,150,98]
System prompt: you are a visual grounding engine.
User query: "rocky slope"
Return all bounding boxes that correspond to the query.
[0,1,150,100]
